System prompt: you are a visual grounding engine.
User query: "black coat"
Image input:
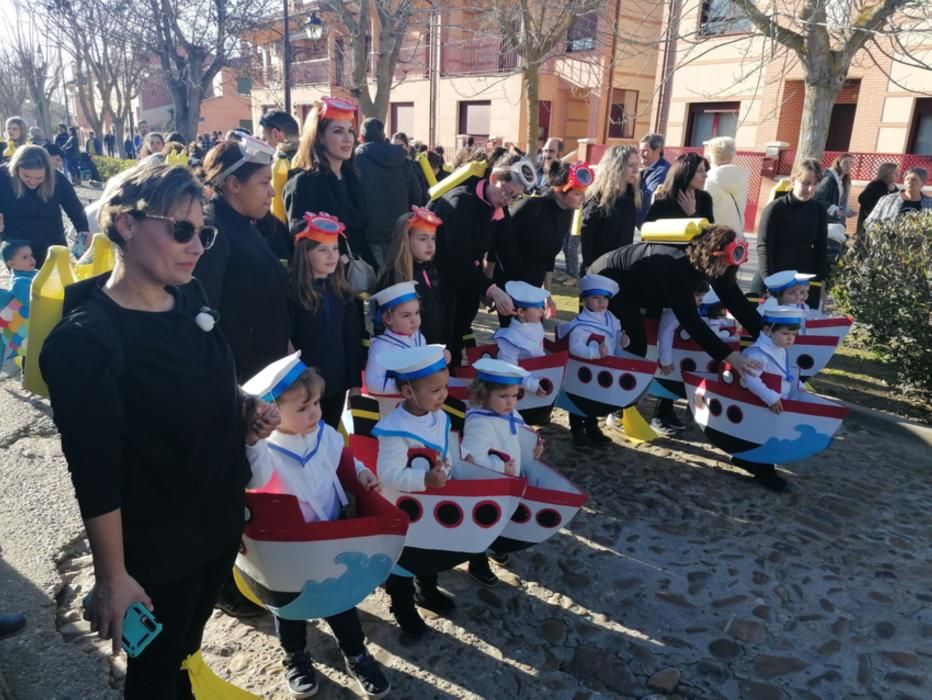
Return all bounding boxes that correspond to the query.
[493,193,572,288]
[813,172,845,223]
[354,141,423,245]
[580,193,637,273]
[428,181,498,296]
[645,189,715,223]
[587,243,762,361]
[755,192,828,282]
[283,166,374,267]
[196,196,291,382]
[289,280,364,398]
[0,168,88,266]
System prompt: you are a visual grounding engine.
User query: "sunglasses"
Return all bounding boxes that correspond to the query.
[712,239,749,266]
[141,214,218,249]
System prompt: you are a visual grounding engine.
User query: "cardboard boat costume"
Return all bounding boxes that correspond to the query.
[684,304,848,464]
[365,282,429,395]
[233,353,409,620]
[360,346,525,576]
[761,270,853,344]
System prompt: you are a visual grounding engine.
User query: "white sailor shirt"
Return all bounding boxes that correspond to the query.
[461,407,525,475]
[493,320,544,392]
[742,333,804,407]
[557,308,625,360]
[365,328,427,394]
[372,405,453,492]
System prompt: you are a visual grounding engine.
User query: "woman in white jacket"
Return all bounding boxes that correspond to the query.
[704,137,749,236]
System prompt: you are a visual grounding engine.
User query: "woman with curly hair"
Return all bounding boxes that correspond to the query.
[580,145,640,273]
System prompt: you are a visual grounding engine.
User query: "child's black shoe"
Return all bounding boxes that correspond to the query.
[468,556,500,587]
[754,471,793,493]
[571,429,590,449]
[283,650,318,698]
[414,585,456,615]
[585,424,612,446]
[489,552,510,565]
[346,651,391,697]
[389,600,428,638]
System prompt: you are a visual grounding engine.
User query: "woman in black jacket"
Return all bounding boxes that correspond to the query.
[856,161,898,234]
[283,97,374,267]
[752,159,828,307]
[493,160,592,310]
[40,164,255,696]
[0,145,88,266]
[194,140,291,384]
[645,152,715,223]
[580,145,639,273]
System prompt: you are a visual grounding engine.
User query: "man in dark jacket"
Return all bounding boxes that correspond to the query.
[355,118,425,269]
[638,133,670,226]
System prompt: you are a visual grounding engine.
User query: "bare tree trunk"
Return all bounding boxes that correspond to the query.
[796,76,844,165]
[523,65,540,154]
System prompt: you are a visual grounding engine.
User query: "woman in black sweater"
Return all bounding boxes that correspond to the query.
[493,160,591,299]
[856,161,898,234]
[580,145,639,273]
[283,98,374,268]
[195,140,291,383]
[752,159,828,307]
[40,164,254,696]
[0,145,88,266]
[645,152,715,224]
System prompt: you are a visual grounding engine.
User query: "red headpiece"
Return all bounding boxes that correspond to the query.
[561,161,595,192]
[409,206,443,233]
[295,212,346,245]
[320,97,358,122]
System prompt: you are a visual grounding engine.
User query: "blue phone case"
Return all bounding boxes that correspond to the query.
[121,602,162,657]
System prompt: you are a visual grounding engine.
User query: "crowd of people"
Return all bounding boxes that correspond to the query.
[1,99,930,699]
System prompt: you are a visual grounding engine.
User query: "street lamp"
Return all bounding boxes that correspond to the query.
[305,13,323,40]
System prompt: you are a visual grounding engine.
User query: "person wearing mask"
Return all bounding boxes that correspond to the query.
[0,145,89,266]
[580,145,640,274]
[753,159,829,307]
[637,133,670,226]
[856,162,898,234]
[284,97,375,268]
[865,167,932,223]
[704,136,750,236]
[41,163,258,696]
[355,117,425,270]
[428,153,532,365]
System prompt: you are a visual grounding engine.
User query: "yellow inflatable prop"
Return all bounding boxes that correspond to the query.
[640,218,710,243]
[416,151,438,187]
[271,150,291,223]
[622,406,659,443]
[165,150,190,168]
[181,650,262,699]
[570,207,583,237]
[24,246,78,396]
[428,160,488,201]
[75,233,116,281]
[769,178,792,202]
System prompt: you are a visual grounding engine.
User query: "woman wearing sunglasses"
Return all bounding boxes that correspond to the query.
[492,160,593,321]
[40,163,255,696]
[586,224,764,388]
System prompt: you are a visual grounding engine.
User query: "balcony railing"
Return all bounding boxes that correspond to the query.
[259,58,331,87]
[440,37,519,77]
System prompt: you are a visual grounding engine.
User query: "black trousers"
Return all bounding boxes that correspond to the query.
[384,572,439,604]
[442,287,480,367]
[274,607,365,658]
[320,392,346,430]
[125,545,238,699]
[569,414,598,431]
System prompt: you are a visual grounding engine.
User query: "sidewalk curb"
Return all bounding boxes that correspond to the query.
[840,399,932,448]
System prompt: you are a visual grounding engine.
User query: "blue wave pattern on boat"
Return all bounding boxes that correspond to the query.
[732,424,834,464]
[271,551,394,620]
[554,389,585,416]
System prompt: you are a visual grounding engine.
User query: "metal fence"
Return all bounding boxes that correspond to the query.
[776,150,932,180]
[440,38,519,77]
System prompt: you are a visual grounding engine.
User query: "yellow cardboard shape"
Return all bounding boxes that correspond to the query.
[24,246,78,396]
[166,150,190,167]
[769,178,792,202]
[571,207,583,237]
[75,233,116,280]
[181,650,262,699]
[231,568,265,608]
[622,407,658,443]
[428,161,487,201]
[271,153,291,223]
[416,151,438,187]
[640,218,710,243]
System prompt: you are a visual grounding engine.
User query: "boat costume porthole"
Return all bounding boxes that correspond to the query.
[680,358,697,372]
[396,496,423,523]
[679,329,692,341]
[473,501,502,528]
[708,398,723,416]
[619,373,637,390]
[707,360,720,373]
[578,366,592,383]
[536,508,562,529]
[434,500,464,528]
[538,378,554,395]
[597,370,613,388]
[726,405,743,424]
[511,504,532,524]
[797,354,815,370]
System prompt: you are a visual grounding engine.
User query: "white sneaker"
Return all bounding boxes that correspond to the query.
[605,411,622,429]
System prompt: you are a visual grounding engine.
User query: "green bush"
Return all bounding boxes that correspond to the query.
[94,155,137,181]
[834,211,932,398]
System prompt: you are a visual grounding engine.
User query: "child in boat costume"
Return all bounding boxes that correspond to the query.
[764,270,819,326]
[461,358,544,586]
[732,302,807,493]
[698,288,734,339]
[243,353,391,698]
[556,274,629,447]
[365,281,428,394]
[1,240,36,366]
[492,280,551,394]
[372,345,459,638]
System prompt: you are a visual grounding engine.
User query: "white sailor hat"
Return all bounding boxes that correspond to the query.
[472,357,529,385]
[371,281,419,311]
[700,289,720,305]
[764,270,816,293]
[381,344,448,382]
[759,299,803,326]
[505,280,550,308]
[242,351,307,402]
[579,274,619,299]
